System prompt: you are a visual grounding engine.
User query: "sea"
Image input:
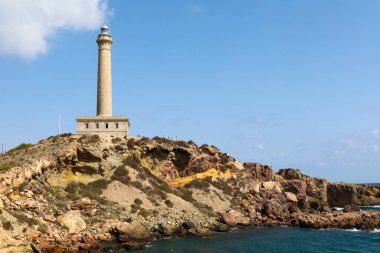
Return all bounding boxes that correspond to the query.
[135,204,380,253]
[138,227,380,253]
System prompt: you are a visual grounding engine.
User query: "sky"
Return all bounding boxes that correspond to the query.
[0,0,380,183]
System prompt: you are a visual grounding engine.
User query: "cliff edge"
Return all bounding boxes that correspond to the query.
[0,134,379,252]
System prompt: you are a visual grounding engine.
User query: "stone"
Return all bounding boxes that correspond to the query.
[24,228,41,241]
[285,192,298,203]
[14,198,40,209]
[58,210,86,234]
[244,163,276,181]
[82,235,100,250]
[95,233,112,241]
[110,221,152,242]
[71,197,93,210]
[278,168,303,180]
[222,210,249,226]
[0,227,12,248]
[44,214,56,222]
[262,181,283,193]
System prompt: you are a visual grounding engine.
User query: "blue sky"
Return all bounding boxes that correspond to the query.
[0,0,380,182]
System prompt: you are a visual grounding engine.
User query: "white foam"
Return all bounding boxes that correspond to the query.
[345,228,361,232]
[370,229,380,233]
[332,207,344,211]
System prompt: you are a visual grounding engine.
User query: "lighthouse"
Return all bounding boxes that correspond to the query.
[76,25,130,136]
[96,25,113,117]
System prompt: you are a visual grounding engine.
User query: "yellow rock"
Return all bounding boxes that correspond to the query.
[168,168,235,187]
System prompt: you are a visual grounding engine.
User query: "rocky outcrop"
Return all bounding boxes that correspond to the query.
[327,183,380,208]
[0,134,379,252]
[291,211,380,230]
[244,163,276,181]
[58,210,86,233]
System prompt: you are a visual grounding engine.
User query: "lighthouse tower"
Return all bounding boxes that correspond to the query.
[76,25,130,136]
[96,24,113,117]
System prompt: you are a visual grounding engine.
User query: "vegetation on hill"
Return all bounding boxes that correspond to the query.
[7,143,33,154]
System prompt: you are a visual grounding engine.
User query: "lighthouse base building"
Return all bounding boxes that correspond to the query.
[76,116,129,136]
[76,25,130,136]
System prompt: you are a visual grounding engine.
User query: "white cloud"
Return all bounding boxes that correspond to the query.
[372,129,380,139]
[373,145,379,152]
[186,4,205,13]
[244,132,264,140]
[317,161,327,167]
[0,0,108,59]
[333,149,346,156]
[339,139,355,148]
[254,144,265,150]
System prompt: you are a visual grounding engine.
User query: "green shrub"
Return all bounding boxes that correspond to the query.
[123,156,140,169]
[112,137,122,144]
[87,179,110,193]
[130,180,144,190]
[137,173,147,181]
[177,187,195,202]
[0,163,17,171]
[164,199,174,208]
[134,198,143,205]
[7,143,33,154]
[184,179,210,189]
[59,133,72,138]
[111,166,131,185]
[127,138,135,149]
[209,179,234,195]
[78,135,100,144]
[17,181,29,192]
[138,208,152,218]
[11,212,48,232]
[64,180,111,205]
[147,189,167,200]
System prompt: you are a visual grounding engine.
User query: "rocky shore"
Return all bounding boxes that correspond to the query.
[0,134,379,252]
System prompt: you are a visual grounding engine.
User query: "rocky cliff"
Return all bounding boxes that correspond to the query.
[0,134,379,252]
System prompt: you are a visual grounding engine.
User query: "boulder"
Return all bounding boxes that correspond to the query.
[14,198,40,209]
[261,181,283,193]
[77,147,102,163]
[222,210,249,226]
[327,183,360,207]
[244,163,276,181]
[282,180,307,196]
[0,226,12,248]
[58,210,86,233]
[285,192,298,203]
[70,198,93,210]
[241,181,260,194]
[278,168,303,180]
[110,221,152,242]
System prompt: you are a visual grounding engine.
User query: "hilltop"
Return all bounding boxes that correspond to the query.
[0,134,379,252]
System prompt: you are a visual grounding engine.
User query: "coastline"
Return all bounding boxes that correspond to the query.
[136,226,380,253]
[0,135,379,252]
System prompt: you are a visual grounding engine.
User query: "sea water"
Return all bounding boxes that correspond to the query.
[360,205,380,211]
[135,186,380,253]
[137,227,380,253]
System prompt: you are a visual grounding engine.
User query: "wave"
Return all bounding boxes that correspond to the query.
[360,205,380,208]
[345,228,361,232]
[370,229,380,233]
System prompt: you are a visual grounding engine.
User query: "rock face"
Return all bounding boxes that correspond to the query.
[0,134,379,252]
[58,210,86,233]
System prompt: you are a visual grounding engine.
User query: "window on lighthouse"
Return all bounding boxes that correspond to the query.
[115,123,119,129]
[85,123,89,129]
[105,123,109,129]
